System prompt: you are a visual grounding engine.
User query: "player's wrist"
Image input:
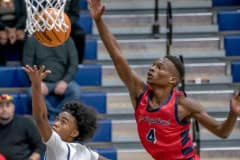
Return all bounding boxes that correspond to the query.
[229,109,238,117]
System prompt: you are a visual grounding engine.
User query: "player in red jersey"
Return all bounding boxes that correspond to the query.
[135,86,199,159]
[88,0,240,159]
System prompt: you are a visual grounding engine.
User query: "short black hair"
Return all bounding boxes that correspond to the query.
[62,101,98,142]
[165,55,185,81]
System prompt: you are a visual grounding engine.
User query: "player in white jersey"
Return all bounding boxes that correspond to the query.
[23,65,108,160]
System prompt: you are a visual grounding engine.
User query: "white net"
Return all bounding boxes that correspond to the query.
[25,0,68,35]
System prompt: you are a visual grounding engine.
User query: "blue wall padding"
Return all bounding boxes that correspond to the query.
[12,94,31,115]
[75,64,102,86]
[0,67,30,87]
[231,61,240,82]
[213,0,240,6]
[45,92,106,114]
[92,119,111,142]
[78,13,92,34]
[218,11,240,31]
[84,38,97,60]
[96,148,117,160]
[12,92,106,115]
[80,92,106,113]
[79,0,87,9]
[225,35,240,56]
[0,65,102,87]
[0,67,17,87]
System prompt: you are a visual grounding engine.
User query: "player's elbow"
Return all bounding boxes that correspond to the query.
[217,132,230,139]
[220,134,229,139]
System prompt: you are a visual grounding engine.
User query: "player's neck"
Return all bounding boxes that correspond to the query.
[151,87,173,105]
[63,136,75,143]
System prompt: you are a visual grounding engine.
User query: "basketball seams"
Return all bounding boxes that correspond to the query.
[34,32,52,46]
[51,29,62,43]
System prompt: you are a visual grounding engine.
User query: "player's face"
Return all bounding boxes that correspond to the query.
[147,58,176,87]
[52,111,79,142]
[0,101,15,125]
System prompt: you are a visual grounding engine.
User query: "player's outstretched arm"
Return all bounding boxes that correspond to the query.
[180,91,240,138]
[88,0,145,106]
[23,65,52,142]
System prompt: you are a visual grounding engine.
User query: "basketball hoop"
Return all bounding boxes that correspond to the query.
[24,0,69,35]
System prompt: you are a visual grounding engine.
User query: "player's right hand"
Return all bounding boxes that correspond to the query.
[88,0,105,21]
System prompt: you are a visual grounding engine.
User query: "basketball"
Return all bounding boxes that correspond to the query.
[34,8,71,47]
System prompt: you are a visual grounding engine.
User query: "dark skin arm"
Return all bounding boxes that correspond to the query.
[89,0,240,140]
[24,65,110,160]
[23,65,52,142]
[88,0,145,108]
[179,91,240,138]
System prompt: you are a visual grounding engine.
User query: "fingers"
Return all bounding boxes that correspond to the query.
[23,65,51,75]
[39,65,52,75]
[88,0,101,8]
[40,65,51,79]
[87,0,92,7]
[88,0,94,9]
[33,65,38,72]
[22,66,29,73]
[40,65,45,73]
[234,90,240,96]
[23,64,33,73]
[233,90,240,101]
[101,5,106,14]
[41,69,52,79]
[45,69,52,74]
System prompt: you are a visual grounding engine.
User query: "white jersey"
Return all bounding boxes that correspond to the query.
[44,131,99,160]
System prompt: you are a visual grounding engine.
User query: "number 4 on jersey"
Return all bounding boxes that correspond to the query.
[147,128,157,143]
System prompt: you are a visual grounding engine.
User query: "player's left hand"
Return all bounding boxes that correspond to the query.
[23,65,51,85]
[230,91,240,116]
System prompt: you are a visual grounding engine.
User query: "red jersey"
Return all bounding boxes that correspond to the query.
[135,86,199,160]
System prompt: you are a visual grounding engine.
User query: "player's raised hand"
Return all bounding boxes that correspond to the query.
[230,90,240,116]
[88,0,105,21]
[23,65,51,85]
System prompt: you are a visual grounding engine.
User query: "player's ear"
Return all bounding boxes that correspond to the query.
[70,129,79,139]
[169,76,177,85]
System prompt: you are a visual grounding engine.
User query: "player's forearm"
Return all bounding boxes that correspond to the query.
[95,18,132,84]
[217,110,237,138]
[95,18,123,61]
[32,82,48,122]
